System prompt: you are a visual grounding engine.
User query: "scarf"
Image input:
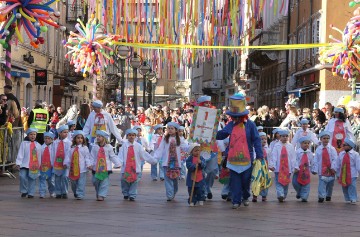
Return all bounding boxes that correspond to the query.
[92,112,106,138]
[297,152,311,185]
[339,152,352,187]
[95,146,108,180]
[321,147,334,176]
[278,145,290,186]
[124,145,137,183]
[29,142,40,179]
[69,146,81,181]
[53,140,65,176]
[40,145,52,178]
[166,138,180,179]
[227,122,251,166]
[332,120,346,154]
[191,156,203,182]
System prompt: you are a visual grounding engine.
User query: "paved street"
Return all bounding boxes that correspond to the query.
[1,164,360,237]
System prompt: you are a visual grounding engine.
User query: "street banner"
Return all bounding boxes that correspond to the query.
[189,106,220,144]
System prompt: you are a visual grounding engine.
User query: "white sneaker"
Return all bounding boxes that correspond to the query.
[243,200,250,206]
[189,202,195,207]
[199,201,204,206]
[351,201,357,205]
[50,193,56,198]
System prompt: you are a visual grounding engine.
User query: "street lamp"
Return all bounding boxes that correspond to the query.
[147,69,156,106]
[129,52,142,112]
[115,40,131,105]
[139,61,151,108]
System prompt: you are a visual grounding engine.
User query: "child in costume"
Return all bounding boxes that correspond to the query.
[15,128,42,198]
[269,129,296,202]
[186,143,206,206]
[64,130,92,200]
[154,122,189,201]
[133,125,150,179]
[252,132,270,202]
[312,131,337,203]
[269,128,281,151]
[118,129,157,201]
[52,125,72,199]
[178,126,189,180]
[292,136,313,202]
[39,132,56,198]
[90,130,121,201]
[149,124,165,181]
[66,120,76,141]
[334,138,360,204]
[291,119,319,149]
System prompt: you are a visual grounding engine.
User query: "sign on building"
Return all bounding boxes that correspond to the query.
[35,70,47,85]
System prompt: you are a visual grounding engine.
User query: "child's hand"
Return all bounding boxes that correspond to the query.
[312,172,317,175]
[197,158,202,164]
[294,168,299,173]
[63,165,67,169]
[14,165,20,170]
[87,166,93,170]
[269,167,275,171]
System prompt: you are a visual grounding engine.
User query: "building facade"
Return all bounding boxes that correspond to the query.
[287,0,354,109]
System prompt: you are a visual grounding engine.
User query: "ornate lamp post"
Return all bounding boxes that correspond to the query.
[139,61,151,108]
[147,69,156,106]
[129,52,142,112]
[115,40,131,105]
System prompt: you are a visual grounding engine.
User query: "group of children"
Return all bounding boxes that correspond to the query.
[16,115,360,206]
[15,121,210,205]
[258,118,360,204]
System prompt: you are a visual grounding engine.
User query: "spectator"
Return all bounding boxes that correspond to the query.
[117,105,133,133]
[6,100,20,127]
[280,106,299,128]
[4,85,20,112]
[0,94,8,126]
[351,109,360,151]
[28,103,49,145]
[56,106,64,120]
[76,103,90,130]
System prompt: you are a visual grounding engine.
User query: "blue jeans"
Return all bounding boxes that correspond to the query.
[275,172,290,198]
[318,175,335,199]
[39,173,55,197]
[204,170,216,196]
[342,177,358,202]
[260,188,269,197]
[164,175,178,199]
[151,162,164,179]
[229,167,252,205]
[121,174,139,198]
[92,174,110,198]
[292,172,310,200]
[19,168,37,196]
[221,183,231,197]
[187,186,205,204]
[138,161,145,179]
[54,173,69,195]
[70,173,87,199]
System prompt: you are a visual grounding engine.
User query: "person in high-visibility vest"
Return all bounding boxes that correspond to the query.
[28,103,49,145]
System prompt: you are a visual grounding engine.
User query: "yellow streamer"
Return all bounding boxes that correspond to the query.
[19,8,36,22]
[113,41,334,51]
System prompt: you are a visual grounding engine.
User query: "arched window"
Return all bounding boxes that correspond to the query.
[48,87,52,104]
[37,85,41,100]
[16,81,20,98]
[43,86,47,102]
[25,83,33,108]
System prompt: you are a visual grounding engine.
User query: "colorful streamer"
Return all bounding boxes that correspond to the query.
[64,14,115,77]
[0,0,63,48]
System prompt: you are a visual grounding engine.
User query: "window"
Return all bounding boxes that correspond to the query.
[312,18,321,56]
[25,83,33,108]
[43,86,47,102]
[48,87,52,104]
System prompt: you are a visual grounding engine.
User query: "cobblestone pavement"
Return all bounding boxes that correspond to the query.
[1,164,360,237]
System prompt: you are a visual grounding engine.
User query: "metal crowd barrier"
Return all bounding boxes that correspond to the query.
[0,127,24,179]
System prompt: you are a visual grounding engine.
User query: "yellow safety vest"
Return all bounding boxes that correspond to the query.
[30,108,49,133]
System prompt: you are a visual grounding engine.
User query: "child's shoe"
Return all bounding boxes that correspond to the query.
[262,197,267,202]
[326,197,331,201]
[278,196,285,202]
[252,195,257,202]
[318,198,324,203]
[199,201,204,206]
[189,202,195,207]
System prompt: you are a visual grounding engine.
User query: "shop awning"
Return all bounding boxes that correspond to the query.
[1,61,30,78]
[287,83,320,97]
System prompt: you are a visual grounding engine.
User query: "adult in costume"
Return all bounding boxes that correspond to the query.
[325,107,355,154]
[83,100,123,144]
[216,93,263,209]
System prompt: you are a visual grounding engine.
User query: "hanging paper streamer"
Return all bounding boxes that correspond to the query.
[0,0,63,48]
[319,4,360,81]
[64,14,115,77]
